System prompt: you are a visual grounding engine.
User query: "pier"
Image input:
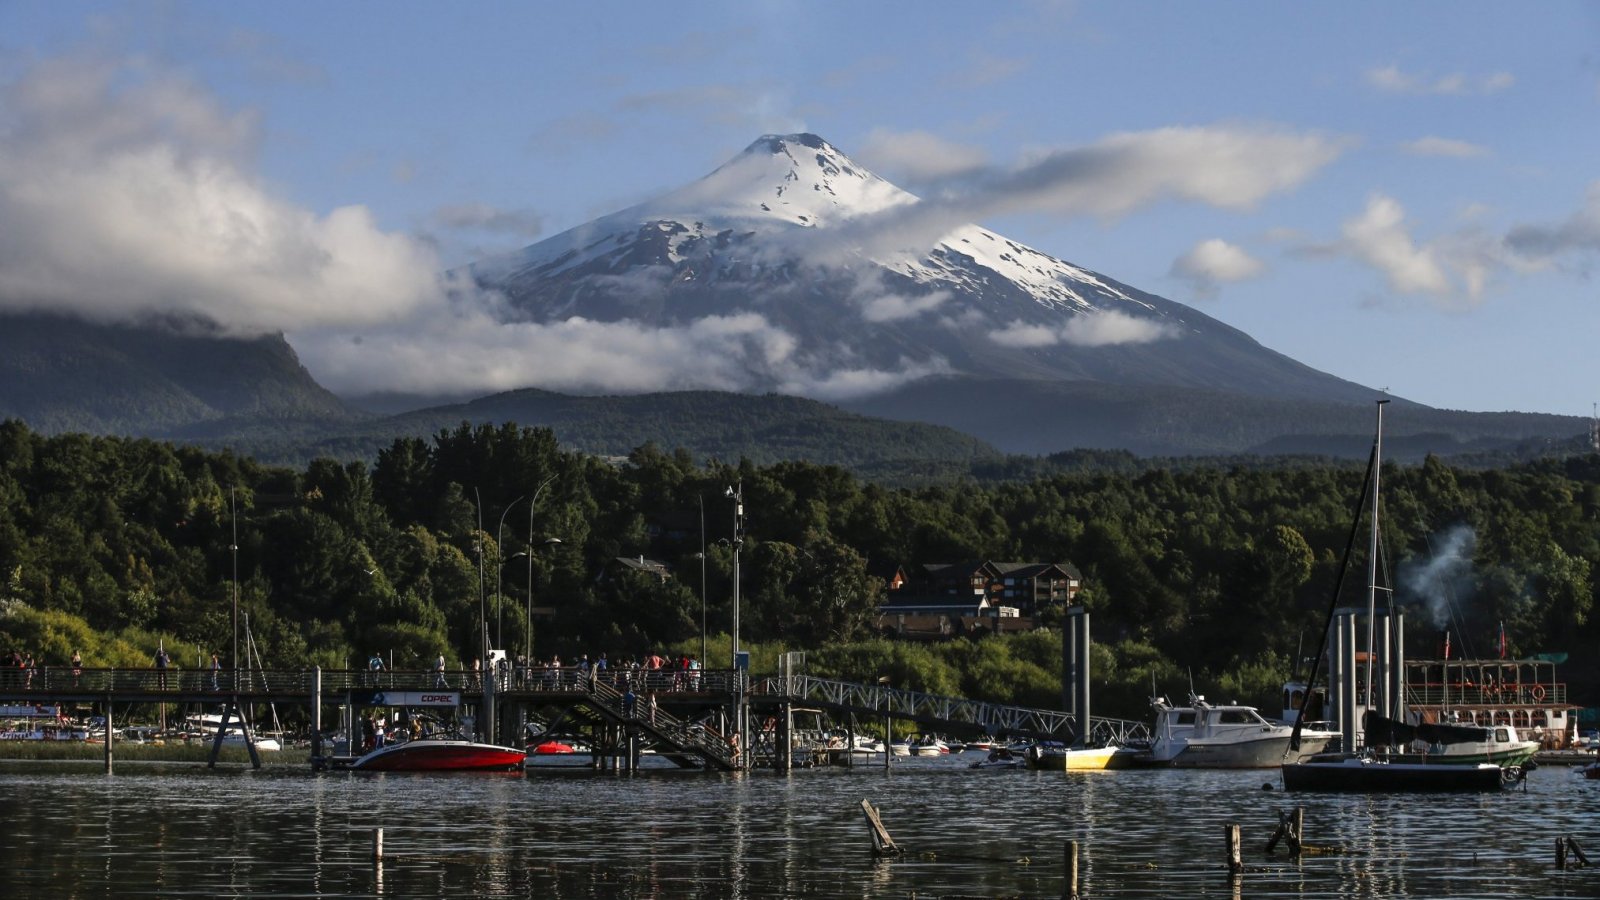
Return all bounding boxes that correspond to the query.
[0,664,1147,771]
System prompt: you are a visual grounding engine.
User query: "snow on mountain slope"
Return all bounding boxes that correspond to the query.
[465,133,1373,404]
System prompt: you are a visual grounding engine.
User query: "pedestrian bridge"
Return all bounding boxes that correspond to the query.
[0,666,1149,767]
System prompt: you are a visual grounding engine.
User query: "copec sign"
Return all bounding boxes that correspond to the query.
[356,690,461,708]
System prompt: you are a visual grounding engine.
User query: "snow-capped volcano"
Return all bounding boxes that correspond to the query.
[468,133,1373,404]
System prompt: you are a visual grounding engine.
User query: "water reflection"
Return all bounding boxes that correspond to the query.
[0,757,1593,897]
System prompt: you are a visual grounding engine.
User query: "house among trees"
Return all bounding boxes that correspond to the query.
[601,555,674,584]
[872,560,1081,640]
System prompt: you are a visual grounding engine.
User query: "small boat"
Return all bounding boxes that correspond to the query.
[531,740,576,755]
[1282,754,1509,792]
[349,736,526,772]
[1146,694,1321,768]
[1026,742,1137,771]
[1362,710,1539,768]
[907,734,950,756]
[970,747,1025,770]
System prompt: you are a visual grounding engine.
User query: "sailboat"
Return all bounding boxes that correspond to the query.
[1281,402,1514,793]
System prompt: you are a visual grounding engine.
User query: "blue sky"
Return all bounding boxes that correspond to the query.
[2,2,1598,417]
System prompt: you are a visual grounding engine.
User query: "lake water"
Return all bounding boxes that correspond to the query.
[3,753,1596,898]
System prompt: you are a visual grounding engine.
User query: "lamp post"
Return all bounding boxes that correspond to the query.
[526,473,560,662]
[698,494,707,665]
[472,488,487,681]
[494,495,528,647]
[230,487,239,692]
[725,483,743,670]
[522,538,563,663]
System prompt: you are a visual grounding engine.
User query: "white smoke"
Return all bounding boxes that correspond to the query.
[1399,524,1477,630]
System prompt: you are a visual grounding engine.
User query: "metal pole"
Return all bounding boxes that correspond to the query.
[231,487,239,692]
[525,474,557,664]
[494,496,527,648]
[728,483,743,668]
[699,494,707,665]
[474,488,485,676]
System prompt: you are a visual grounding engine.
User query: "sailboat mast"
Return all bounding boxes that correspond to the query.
[1363,400,1389,745]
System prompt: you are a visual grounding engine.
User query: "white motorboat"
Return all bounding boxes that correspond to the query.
[1148,694,1328,768]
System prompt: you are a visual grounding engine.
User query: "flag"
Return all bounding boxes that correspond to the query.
[1443,631,1450,660]
[1497,621,1506,659]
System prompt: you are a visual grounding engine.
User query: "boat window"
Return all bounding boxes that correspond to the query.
[1174,712,1195,726]
[1495,727,1512,743]
[1218,710,1255,725]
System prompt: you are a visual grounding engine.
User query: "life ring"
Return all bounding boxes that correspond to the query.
[1531,685,1546,702]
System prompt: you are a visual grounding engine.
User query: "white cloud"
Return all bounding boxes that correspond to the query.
[1401,136,1490,158]
[1309,194,1519,309]
[857,128,989,182]
[799,124,1348,268]
[1060,310,1179,346]
[0,52,443,335]
[1366,64,1515,95]
[292,300,944,401]
[1341,194,1452,295]
[988,310,1178,348]
[857,289,951,322]
[1169,238,1265,298]
[1505,180,1600,263]
[988,321,1062,348]
[988,125,1349,218]
[432,203,545,238]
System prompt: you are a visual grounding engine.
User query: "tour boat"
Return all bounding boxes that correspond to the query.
[349,736,526,771]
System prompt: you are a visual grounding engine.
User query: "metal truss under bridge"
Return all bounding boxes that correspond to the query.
[750,675,1149,746]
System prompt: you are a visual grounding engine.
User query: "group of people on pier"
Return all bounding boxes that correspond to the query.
[5,649,87,689]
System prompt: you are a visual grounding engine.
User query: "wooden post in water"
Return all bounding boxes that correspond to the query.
[1063,839,1080,900]
[1290,807,1303,856]
[310,666,322,768]
[859,800,900,856]
[102,697,113,774]
[1225,823,1243,874]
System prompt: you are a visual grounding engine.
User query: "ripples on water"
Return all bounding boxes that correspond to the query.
[3,755,1597,898]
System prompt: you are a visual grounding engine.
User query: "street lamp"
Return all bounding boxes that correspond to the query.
[726,482,743,670]
[230,486,239,691]
[698,494,707,665]
[526,473,560,662]
[494,495,528,647]
[524,538,563,665]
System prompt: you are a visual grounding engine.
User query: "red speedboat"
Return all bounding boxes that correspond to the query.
[349,737,526,772]
[532,740,576,755]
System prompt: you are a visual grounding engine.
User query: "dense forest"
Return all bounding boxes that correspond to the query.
[2,418,1597,721]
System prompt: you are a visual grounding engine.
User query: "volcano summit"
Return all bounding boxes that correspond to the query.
[466,132,1376,409]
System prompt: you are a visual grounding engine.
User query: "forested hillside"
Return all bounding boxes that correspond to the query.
[1,418,1596,719]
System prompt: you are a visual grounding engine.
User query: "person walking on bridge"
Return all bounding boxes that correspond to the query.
[154,644,170,690]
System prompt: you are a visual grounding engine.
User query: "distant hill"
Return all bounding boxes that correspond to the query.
[0,313,356,437]
[200,388,1003,471]
[838,375,1589,460]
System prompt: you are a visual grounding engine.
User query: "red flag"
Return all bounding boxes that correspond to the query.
[1443,631,1450,660]
[1497,621,1506,659]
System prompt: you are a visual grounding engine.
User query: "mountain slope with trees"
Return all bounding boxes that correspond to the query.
[1,418,1595,719]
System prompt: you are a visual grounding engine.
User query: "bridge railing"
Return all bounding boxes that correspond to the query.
[751,675,1150,744]
[0,666,753,698]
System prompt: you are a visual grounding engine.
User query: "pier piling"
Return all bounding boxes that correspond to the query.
[1225,823,1243,874]
[1063,839,1079,900]
[859,800,900,856]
